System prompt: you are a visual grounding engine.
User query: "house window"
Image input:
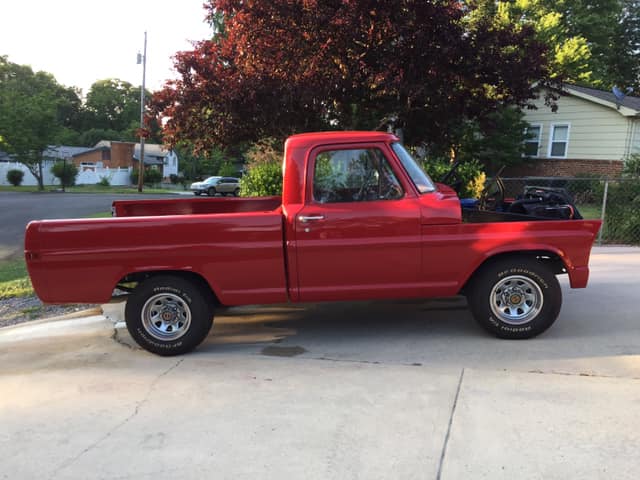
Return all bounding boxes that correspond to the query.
[549,124,570,158]
[523,125,542,157]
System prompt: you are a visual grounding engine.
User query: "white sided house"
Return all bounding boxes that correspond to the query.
[514,84,640,177]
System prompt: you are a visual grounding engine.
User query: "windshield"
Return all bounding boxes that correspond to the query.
[391,143,435,194]
[204,176,221,184]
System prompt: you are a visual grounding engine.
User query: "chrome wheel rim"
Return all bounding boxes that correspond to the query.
[489,275,543,325]
[141,293,191,341]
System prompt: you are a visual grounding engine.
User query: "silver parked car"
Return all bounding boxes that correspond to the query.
[190,176,241,196]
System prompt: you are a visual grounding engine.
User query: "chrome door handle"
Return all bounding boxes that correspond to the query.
[298,215,325,223]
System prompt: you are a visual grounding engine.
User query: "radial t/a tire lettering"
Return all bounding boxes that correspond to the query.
[467,259,562,339]
[124,275,214,356]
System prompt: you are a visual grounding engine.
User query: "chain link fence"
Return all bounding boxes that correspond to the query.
[500,177,640,245]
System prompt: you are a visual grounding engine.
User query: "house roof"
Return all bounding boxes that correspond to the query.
[93,140,171,158]
[564,84,640,116]
[43,145,93,159]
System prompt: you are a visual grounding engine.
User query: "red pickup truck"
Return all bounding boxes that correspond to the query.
[25,131,601,355]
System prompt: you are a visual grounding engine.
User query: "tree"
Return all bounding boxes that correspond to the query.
[609,0,640,90]
[0,56,81,190]
[83,79,160,143]
[152,0,552,155]
[491,0,638,89]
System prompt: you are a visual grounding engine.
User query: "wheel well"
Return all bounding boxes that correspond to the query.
[116,270,221,306]
[462,251,566,293]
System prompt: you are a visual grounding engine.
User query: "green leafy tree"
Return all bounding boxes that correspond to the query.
[83,79,159,143]
[51,161,78,188]
[0,56,81,190]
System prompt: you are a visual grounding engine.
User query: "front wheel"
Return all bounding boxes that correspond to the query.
[125,275,214,355]
[207,187,216,196]
[467,259,562,339]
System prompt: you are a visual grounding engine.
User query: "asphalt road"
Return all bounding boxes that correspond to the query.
[0,191,176,259]
[1,246,639,479]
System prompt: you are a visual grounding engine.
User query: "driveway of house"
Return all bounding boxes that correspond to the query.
[1,246,639,479]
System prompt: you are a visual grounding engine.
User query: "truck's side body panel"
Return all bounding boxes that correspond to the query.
[25,211,288,305]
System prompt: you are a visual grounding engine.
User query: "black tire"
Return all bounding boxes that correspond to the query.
[125,275,214,356]
[207,187,216,196]
[233,188,240,197]
[467,258,562,339]
[194,192,201,196]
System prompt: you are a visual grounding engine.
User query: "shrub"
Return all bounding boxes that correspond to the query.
[6,169,24,187]
[239,139,283,197]
[602,179,640,244]
[97,176,110,187]
[623,153,640,178]
[565,173,603,204]
[130,168,163,186]
[50,162,78,188]
[240,161,282,197]
[420,157,486,198]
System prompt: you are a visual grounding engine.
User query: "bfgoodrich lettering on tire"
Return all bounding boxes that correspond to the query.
[125,275,214,356]
[467,258,562,339]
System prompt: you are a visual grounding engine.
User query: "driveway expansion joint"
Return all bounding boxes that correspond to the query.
[436,368,465,480]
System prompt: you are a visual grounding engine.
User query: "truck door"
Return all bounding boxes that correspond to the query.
[294,143,422,302]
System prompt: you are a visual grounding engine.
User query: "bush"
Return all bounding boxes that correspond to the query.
[50,162,78,188]
[240,161,282,197]
[239,139,283,196]
[565,173,603,204]
[420,157,486,198]
[6,169,24,187]
[623,153,640,178]
[130,168,163,186]
[602,179,640,244]
[97,176,110,187]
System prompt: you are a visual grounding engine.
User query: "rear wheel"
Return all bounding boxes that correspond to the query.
[125,275,214,356]
[233,188,240,197]
[467,258,561,339]
[207,187,216,196]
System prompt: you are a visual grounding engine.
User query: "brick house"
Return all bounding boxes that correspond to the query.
[511,84,640,177]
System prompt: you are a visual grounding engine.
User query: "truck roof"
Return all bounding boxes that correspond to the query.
[285,131,399,149]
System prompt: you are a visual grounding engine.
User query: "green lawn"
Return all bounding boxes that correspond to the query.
[0,257,33,299]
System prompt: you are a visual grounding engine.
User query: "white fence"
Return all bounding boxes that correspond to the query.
[0,161,132,186]
[0,161,58,186]
[76,166,132,186]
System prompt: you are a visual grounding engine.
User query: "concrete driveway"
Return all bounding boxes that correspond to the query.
[1,246,639,479]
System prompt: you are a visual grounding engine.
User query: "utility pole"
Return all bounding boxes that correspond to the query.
[137,31,147,193]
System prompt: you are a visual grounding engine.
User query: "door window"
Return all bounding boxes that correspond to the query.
[313,148,403,203]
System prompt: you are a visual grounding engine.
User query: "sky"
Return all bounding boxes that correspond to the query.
[1,0,213,95]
